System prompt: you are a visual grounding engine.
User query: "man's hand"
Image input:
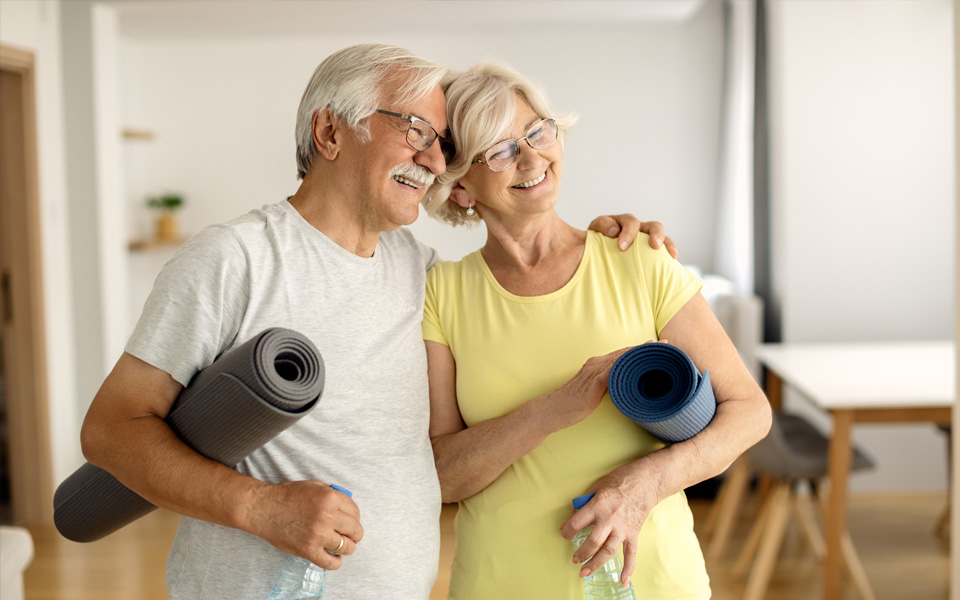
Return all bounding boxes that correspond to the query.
[587,214,678,258]
[251,481,364,570]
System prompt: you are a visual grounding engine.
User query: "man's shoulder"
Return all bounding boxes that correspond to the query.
[380,227,419,249]
[184,201,290,253]
[380,227,438,270]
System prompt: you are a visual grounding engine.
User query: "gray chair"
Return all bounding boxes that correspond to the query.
[734,412,876,600]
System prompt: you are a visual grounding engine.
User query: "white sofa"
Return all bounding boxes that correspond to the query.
[0,526,34,600]
[691,270,764,382]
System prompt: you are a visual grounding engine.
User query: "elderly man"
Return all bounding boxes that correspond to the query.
[80,44,669,599]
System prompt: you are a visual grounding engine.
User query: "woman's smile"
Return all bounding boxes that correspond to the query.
[512,171,547,189]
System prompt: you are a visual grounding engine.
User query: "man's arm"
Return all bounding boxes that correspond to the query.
[80,352,363,569]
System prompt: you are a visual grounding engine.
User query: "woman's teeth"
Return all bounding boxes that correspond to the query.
[513,172,546,189]
[393,175,423,189]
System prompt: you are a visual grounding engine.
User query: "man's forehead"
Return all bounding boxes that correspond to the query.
[392,84,448,130]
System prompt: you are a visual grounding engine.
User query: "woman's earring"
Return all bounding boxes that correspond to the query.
[465,203,475,217]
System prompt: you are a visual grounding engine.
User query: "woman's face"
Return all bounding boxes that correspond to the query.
[459,97,563,220]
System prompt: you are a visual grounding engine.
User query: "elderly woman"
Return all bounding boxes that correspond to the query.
[420,63,771,599]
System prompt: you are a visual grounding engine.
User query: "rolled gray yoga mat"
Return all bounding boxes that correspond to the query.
[607,343,715,442]
[54,327,324,543]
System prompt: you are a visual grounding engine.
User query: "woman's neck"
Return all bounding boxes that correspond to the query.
[480,211,587,296]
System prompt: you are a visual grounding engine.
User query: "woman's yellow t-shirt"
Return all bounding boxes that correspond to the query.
[422,231,711,600]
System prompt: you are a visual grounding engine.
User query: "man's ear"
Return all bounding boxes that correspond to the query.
[312,108,341,161]
[449,182,475,209]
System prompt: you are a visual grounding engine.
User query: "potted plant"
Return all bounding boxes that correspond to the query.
[147,193,185,242]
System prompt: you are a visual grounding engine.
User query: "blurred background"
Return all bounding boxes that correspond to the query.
[0,2,955,597]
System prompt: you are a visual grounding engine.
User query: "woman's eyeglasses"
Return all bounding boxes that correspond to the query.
[472,118,558,172]
[375,109,456,163]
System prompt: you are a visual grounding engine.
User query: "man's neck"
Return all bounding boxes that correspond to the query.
[288,174,383,258]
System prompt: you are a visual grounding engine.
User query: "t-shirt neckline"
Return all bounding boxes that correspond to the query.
[470,231,595,303]
[280,198,382,269]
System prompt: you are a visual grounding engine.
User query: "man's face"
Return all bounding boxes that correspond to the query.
[340,79,448,232]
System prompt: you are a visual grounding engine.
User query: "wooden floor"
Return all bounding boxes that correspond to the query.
[23,493,949,599]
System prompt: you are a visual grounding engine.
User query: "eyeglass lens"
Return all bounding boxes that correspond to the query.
[406,119,456,163]
[482,119,557,172]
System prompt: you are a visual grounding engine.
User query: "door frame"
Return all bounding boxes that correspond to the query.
[0,43,54,526]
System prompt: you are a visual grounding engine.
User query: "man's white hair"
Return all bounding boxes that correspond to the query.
[295,44,448,179]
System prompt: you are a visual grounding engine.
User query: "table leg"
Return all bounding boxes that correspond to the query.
[764,369,783,412]
[824,409,854,600]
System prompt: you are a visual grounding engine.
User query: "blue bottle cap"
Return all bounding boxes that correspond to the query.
[572,493,595,510]
[330,484,353,498]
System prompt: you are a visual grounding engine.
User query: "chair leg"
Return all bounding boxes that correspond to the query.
[733,480,777,576]
[706,457,752,558]
[840,531,876,600]
[793,481,825,560]
[743,482,793,600]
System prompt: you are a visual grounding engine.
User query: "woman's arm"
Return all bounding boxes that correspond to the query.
[561,292,772,585]
[426,340,628,503]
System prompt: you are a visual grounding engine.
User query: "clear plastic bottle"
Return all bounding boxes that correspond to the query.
[267,556,326,600]
[571,493,636,600]
[267,484,352,600]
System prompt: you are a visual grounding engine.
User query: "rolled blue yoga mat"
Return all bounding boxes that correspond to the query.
[607,343,715,442]
[53,327,324,543]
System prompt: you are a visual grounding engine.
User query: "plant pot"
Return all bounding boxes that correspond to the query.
[155,213,179,243]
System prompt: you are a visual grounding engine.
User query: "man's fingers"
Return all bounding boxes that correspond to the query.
[638,220,665,246]
[587,215,621,237]
[663,234,678,259]
[615,216,641,251]
[310,546,343,570]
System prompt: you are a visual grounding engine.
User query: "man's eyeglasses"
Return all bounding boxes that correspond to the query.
[375,109,456,163]
[472,118,558,172]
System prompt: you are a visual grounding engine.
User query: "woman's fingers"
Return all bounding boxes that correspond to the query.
[620,537,638,586]
[578,531,626,579]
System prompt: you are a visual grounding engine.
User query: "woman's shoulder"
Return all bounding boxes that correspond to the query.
[427,249,482,278]
[587,229,662,263]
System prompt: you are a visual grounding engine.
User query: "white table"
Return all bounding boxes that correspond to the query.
[754,340,955,600]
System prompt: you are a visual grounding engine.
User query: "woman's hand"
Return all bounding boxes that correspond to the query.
[559,464,661,587]
[542,347,632,433]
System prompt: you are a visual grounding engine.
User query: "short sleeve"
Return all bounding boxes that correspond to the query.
[635,238,703,335]
[124,225,251,386]
[421,263,449,347]
[416,239,441,271]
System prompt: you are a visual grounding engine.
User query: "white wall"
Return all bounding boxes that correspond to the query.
[768,0,955,491]
[60,1,129,472]
[119,1,726,327]
[0,0,77,484]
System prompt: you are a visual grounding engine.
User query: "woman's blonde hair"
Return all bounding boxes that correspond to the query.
[421,62,577,226]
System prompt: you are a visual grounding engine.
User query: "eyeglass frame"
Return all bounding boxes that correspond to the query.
[471,118,558,172]
[374,109,455,162]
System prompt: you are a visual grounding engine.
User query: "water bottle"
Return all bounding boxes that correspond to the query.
[267,556,326,599]
[571,493,636,600]
[267,484,352,599]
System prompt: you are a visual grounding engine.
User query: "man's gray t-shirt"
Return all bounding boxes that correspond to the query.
[125,200,441,600]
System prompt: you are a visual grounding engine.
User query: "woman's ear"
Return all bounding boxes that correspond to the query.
[312,108,340,161]
[449,182,475,209]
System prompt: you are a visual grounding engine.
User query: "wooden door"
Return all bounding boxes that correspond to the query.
[0,43,54,526]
